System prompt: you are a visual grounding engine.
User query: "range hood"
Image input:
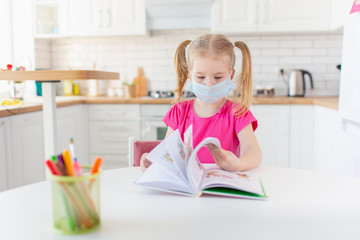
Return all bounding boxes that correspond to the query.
[146,0,211,30]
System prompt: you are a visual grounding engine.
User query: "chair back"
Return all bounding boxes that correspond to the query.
[128,138,161,167]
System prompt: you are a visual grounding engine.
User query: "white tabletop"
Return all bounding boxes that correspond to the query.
[1,166,360,240]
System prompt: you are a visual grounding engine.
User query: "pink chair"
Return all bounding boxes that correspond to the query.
[128,137,161,167]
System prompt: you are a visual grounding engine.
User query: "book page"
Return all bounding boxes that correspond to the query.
[136,162,193,194]
[186,137,221,193]
[146,131,188,184]
[165,130,187,177]
[184,125,193,160]
[200,167,263,195]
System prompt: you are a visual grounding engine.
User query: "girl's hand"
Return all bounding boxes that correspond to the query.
[206,144,242,172]
[140,153,152,172]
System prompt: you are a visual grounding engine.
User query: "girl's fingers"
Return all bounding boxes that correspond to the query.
[206,143,220,152]
[140,153,151,171]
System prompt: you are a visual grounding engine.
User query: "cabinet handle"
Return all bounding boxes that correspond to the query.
[107,9,112,27]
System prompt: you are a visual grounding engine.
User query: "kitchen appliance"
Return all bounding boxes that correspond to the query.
[141,104,171,140]
[336,1,360,177]
[339,8,360,125]
[288,69,314,97]
[147,90,195,98]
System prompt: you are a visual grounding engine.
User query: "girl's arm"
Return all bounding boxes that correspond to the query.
[165,126,175,138]
[207,124,262,172]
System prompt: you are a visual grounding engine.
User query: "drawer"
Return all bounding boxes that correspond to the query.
[141,104,171,117]
[89,121,140,154]
[88,104,140,121]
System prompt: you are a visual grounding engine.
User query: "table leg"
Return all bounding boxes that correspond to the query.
[42,82,58,164]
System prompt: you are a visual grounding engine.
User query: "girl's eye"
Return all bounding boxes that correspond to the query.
[196,76,205,79]
[215,76,223,80]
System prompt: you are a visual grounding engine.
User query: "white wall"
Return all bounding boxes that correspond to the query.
[35,29,343,96]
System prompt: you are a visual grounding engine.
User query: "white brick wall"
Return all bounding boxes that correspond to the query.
[35,29,343,96]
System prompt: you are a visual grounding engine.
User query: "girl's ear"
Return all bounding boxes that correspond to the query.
[230,69,235,80]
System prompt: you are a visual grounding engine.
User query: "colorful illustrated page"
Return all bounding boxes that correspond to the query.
[165,130,187,177]
[136,162,193,194]
[146,132,187,183]
[200,168,263,195]
[186,137,221,192]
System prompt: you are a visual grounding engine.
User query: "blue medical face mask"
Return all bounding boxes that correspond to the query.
[190,74,233,104]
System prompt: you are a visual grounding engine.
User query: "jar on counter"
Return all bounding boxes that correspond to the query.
[265,85,275,96]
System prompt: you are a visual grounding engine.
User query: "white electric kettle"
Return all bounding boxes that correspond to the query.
[288,69,314,97]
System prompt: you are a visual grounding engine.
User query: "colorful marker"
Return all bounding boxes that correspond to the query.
[91,157,102,175]
[62,149,74,176]
[45,160,59,175]
[69,138,77,162]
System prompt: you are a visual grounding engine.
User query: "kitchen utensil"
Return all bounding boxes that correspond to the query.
[288,69,314,97]
[134,67,147,97]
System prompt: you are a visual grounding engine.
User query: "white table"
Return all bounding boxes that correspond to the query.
[1,166,360,240]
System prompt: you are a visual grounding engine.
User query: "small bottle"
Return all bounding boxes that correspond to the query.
[73,81,80,95]
[64,80,73,96]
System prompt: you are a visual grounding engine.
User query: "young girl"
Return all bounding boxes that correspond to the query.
[141,34,262,172]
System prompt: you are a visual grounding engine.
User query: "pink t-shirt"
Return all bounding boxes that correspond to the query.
[162,99,258,163]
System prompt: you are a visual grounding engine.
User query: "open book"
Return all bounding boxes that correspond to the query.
[136,125,267,200]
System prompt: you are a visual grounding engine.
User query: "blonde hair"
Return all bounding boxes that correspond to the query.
[173,34,253,117]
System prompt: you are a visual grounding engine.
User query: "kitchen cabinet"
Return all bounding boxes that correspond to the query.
[2,105,87,190]
[0,117,11,192]
[33,0,64,38]
[312,106,340,173]
[250,105,290,167]
[212,0,343,34]
[88,104,141,169]
[289,105,314,170]
[64,0,147,36]
[2,0,35,69]
[56,105,89,165]
[9,111,44,188]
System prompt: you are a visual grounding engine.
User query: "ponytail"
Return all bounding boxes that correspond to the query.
[173,40,191,103]
[233,41,253,117]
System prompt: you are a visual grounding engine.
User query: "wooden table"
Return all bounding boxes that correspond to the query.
[0,70,119,160]
[0,166,359,240]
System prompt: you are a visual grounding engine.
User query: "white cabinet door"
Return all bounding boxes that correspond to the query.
[64,0,146,36]
[88,104,140,169]
[57,105,89,165]
[0,117,11,192]
[289,105,314,170]
[313,106,340,173]
[250,105,290,167]
[10,111,44,188]
[103,0,147,35]
[212,0,258,33]
[65,0,101,36]
[212,0,341,33]
[260,0,330,32]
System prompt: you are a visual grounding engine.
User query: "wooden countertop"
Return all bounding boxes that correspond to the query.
[0,96,339,117]
[0,70,119,81]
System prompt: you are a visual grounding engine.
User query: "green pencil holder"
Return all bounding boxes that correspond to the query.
[50,166,101,234]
